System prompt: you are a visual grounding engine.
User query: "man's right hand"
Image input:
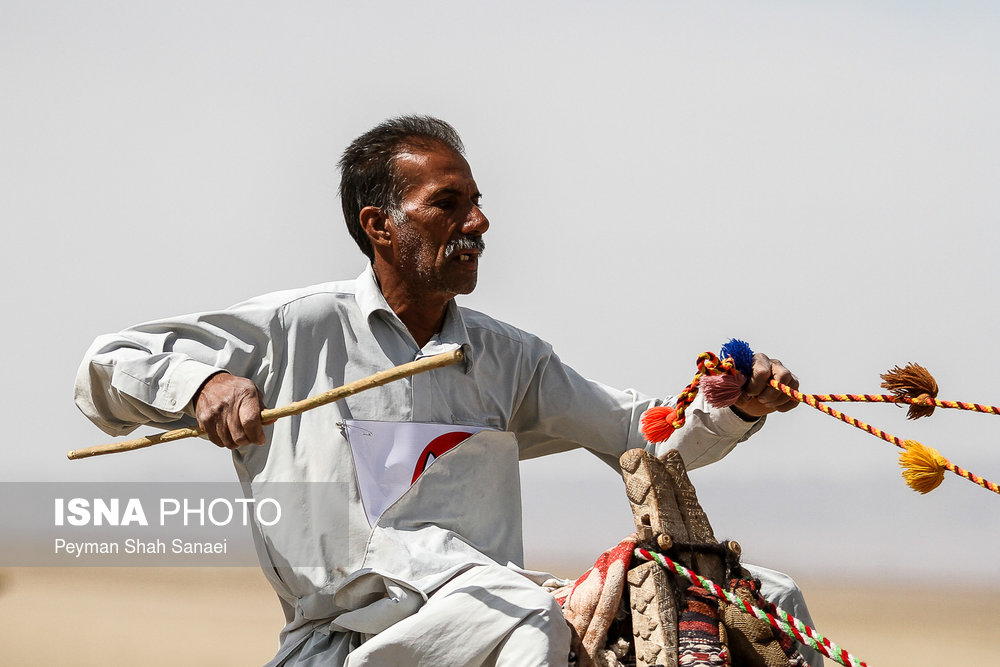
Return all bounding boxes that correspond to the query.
[193,373,266,449]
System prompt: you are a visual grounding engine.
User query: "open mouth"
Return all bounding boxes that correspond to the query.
[445,236,486,264]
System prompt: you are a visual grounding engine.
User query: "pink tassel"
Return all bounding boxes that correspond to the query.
[700,373,745,408]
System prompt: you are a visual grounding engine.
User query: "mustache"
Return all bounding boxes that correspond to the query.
[444,235,486,259]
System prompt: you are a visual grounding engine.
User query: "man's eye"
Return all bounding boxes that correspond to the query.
[434,200,455,211]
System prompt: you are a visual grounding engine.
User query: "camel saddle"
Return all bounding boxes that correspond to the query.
[561,448,809,667]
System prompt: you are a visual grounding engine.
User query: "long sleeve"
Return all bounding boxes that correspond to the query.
[74,297,285,436]
[506,334,763,471]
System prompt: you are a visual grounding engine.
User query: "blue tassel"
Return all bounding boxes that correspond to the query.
[720,338,754,377]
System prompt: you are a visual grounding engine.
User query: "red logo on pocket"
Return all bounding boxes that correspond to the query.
[411,431,473,484]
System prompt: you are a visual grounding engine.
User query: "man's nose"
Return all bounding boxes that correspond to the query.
[463,205,489,235]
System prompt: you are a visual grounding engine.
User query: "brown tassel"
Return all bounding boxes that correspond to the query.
[899,440,947,494]
[880,363,939,419]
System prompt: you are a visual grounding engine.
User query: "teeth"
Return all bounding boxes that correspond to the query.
[459,254,470,262]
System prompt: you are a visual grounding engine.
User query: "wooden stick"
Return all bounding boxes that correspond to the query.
[67,348,465,460]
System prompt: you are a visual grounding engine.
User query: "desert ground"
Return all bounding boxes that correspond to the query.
[1,566,994,666]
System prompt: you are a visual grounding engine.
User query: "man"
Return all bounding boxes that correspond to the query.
[76,116,812,666]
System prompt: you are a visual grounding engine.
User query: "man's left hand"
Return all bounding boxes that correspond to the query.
[731,352,799,418]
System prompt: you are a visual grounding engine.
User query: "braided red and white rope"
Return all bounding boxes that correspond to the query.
[633,547,869,667]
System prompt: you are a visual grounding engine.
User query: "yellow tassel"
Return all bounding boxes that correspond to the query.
[899,440,947,493]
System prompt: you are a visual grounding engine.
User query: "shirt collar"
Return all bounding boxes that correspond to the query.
[355,263,394,322]
[355,264,475,374]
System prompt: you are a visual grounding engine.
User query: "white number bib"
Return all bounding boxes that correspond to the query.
[343,420,494,526]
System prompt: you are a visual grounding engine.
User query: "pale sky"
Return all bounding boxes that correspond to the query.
[3,1,999,584]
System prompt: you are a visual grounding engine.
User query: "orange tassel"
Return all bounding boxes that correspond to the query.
[641,406,678,444]
[899,440,948,494]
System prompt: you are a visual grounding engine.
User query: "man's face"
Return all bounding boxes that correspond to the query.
[390,144,489,299]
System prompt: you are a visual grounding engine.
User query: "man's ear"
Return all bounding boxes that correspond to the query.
[359,206,393,249]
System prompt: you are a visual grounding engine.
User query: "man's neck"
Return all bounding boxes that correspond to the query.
[373,265,451,348]
[389,296,449,349]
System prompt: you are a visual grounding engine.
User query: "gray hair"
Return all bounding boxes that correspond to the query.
[338,116,465,260]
